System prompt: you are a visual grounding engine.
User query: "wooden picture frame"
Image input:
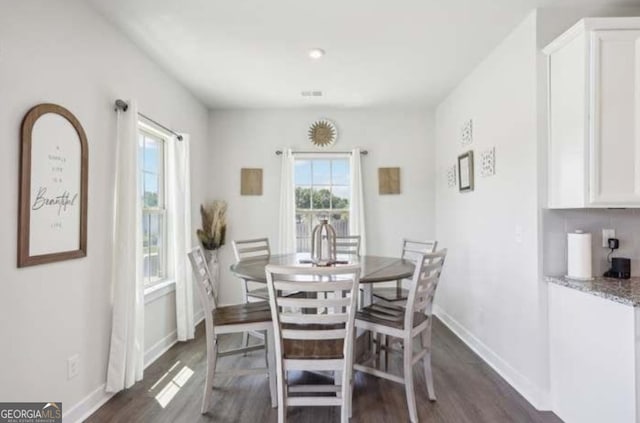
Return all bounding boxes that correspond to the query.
[378,167,401,194]
[240,168,263,196]
[458,150,474,192]
[18,104,88,267]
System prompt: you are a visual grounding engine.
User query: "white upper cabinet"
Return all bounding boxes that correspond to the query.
[545,18,640,208]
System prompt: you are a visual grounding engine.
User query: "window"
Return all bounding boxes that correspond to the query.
[139,127,167,286]
[294,158,350,252]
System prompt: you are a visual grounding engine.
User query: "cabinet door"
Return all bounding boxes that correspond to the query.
[548,33,588,208]
[589,30,640,206]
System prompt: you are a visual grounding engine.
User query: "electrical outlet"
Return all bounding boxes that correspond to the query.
[67,354,79,380]
[602,229,616,248]
[515,225,523,244]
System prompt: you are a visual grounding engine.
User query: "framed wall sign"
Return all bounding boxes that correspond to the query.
[458,150,474,192]
[378,167,401,194]
[18,104,88,267]
[240,168,263,195]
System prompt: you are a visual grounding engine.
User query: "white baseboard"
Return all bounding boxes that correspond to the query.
[433,304,550,410]
[65,315,205,423]
[194,309,204,325]
[63,383,114,423]
[144,330,178,369]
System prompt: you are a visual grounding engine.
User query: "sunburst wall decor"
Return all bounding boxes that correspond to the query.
[308,119,337,148]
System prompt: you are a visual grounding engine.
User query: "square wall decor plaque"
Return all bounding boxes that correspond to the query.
[241,168,263,196]
[378,167,400,195]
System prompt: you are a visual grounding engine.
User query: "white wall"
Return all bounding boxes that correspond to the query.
[434,5,640,412]
[0,0,208,420]
[537,5,640,280]
[434,12,549,407]
[208,109,435,305]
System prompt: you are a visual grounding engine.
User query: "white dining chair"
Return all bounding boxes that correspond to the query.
[232,238,274,348]
[335,235,361,258]
[188,246,277,414]
[354,249,447,423]
[372,239,437,304]
[232,237,272,302]
[233,237,306,348]
[265,264,361,423]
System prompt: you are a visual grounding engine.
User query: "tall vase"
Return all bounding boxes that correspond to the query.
[311,218,337,266]
[203,248,220,297]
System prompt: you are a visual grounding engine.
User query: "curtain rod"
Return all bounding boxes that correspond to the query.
[275,150,368,156]
[114,99,183,141]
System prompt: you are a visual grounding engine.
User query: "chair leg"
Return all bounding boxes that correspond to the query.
[375,332,382,368]
[362,284,372,307]
[334,370,342,398]
[384,335,390,371]
[201,336,218,414]
[242,332,249,351]
[348,374,354,419]
[348,328,357,419]
[265,329,278,408]
[340,368,350,423]
[421,325,436,401]
[242,280,250,354]
[403,336,418,423]
[277,370,287,423]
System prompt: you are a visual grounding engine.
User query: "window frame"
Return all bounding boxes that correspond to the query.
[294,154,351,253]
[139,122,169,288]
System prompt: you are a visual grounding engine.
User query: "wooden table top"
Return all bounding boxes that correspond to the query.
[230,253,415,284]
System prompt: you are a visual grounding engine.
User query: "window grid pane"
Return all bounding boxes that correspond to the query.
[294,157,351,253]
[140,127,167,286]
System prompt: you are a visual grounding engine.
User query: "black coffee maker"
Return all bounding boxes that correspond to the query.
[604,257,631,279]
[603,238,631,279]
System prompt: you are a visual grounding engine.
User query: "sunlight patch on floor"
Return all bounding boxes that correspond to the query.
[155,365,195,408]
[149,361,182,392]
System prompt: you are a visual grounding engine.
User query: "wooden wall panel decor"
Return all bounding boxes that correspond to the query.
[458,150,474,192]
[378,167,401,195]
[240,168,263,196]
[18,103,88,267]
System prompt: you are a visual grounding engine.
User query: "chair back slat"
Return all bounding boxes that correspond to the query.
[274,280,354,292]
[188,247,219,340]
[232,238,271,262]
[401,239,438,263]
[404,249,447,329]
[277,296,351,309]
[335,235,361,257]
[265,264,361,361]
[279,313,350,325]
[282,328,346,340]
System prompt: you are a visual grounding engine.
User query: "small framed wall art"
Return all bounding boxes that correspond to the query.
[241,168,263,195]
[460,119,473,145]
[446,165,457,188]
[457,151,474,192]
[378,167,401,195]
[480,147,496,177]
[18,103,89,267]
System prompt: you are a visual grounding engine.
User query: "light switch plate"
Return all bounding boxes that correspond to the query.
[602,229,616,248]
[67,354,79,380]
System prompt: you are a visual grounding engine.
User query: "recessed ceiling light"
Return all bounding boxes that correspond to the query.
[308,48,325,60]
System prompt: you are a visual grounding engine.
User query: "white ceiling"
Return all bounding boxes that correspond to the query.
[87,0,636,109]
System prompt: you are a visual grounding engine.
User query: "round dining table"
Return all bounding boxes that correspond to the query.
[230,253,415,306]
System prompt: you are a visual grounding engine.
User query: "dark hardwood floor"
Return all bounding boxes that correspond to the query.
[87,318,561,423]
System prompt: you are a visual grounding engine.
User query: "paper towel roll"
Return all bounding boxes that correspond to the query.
[567,231,592,280]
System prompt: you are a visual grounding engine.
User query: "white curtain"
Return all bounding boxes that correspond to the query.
[349,148,366,255]
[167,134,194,341]
[106,100,144,392]
[278,148,296,254]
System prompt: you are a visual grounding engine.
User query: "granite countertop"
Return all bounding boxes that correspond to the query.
[546,275,640,307]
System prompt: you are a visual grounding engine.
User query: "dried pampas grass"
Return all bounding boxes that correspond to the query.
[197,200,227,250]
